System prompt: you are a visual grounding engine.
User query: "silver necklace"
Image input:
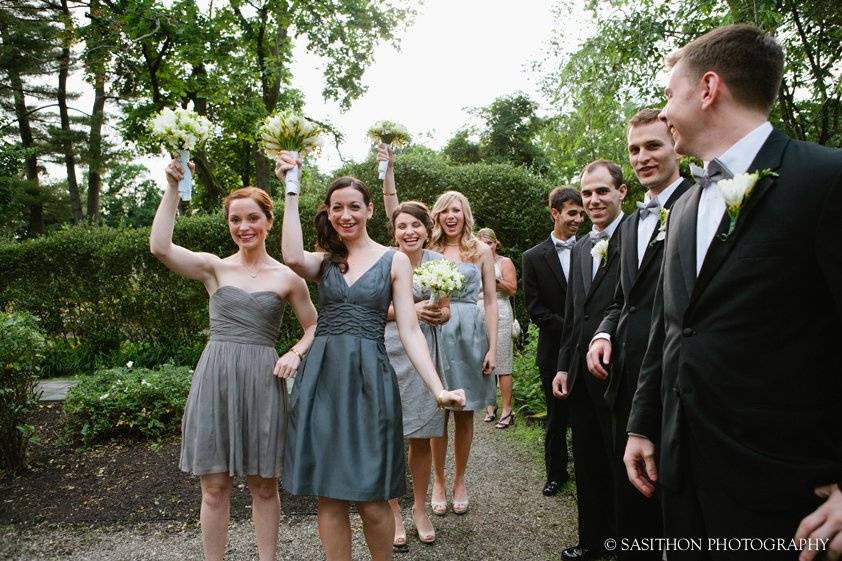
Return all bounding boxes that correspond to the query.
[244,260,264,278]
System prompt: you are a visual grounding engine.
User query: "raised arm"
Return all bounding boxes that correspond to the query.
[379,144,399,219]
[478,243,499,374]
[273,273,318,378]
[497,256,517,297]
[275,153,325,280]
[391,252,465,408]
[149,158,218,284]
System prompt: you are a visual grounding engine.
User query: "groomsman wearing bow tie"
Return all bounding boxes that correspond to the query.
[624,25,842,560]
[553,161,627,561]
[522,187,585,497]
[586,108,692,560]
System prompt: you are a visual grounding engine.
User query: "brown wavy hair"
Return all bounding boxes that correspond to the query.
[223,187,273,221]
[390,201,433,243]
[315,176,371,274]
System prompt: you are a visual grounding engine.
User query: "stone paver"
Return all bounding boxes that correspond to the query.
[36,379,79,402]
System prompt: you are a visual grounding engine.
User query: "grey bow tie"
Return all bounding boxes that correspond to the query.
[589,229,609,244]
[554,238,576,251]
[636,199,661,218]
[690,159,734,189]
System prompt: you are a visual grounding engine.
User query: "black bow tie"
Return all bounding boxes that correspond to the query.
[690,158,733,188]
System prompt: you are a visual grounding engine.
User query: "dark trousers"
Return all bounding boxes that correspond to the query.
[569,376,615,549]
[611,374,663,561]
[661,415,823,561]
[540,366,569,482]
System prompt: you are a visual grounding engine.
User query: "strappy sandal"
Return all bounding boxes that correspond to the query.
[393,526,408,551]
[452,498,469,515]
[431,497,447,516]
[483,406,498,423]
[412,506,436,544]
[495,411,515,429]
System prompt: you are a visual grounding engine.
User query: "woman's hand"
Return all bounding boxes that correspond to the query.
[439,389,466,409]
[165,158,195,190]
[273,350,301,379]
[482,350,496,375]
[274,151,302,184]
[377,143,393,170]
[415,301,450,325]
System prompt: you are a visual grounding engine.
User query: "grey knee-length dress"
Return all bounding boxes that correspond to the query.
[384,249,445,439]
[439,261,495,411]
[180,285,287,478]
[283,250,406,501]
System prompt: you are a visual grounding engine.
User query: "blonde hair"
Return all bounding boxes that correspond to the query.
[429,190,482,261]
[477,227,498,245]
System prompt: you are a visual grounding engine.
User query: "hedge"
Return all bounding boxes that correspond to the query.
[0,154,557,376]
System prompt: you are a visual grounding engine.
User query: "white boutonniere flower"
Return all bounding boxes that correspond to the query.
[716,169,777,241]
[656,207,669,242]
[590,239,609,266]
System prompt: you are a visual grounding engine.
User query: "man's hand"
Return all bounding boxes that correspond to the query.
[624,435,658,498]
[795,484,842,561]
[551,371,569,399]
[587,338,612,379]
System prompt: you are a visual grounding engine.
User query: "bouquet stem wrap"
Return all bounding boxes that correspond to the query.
[178,150,193,201]
[284,150,301,195]
[378,143,391,180]
[428,292,443,308]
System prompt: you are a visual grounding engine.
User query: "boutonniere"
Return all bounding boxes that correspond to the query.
[590,239,609,267]
[655,207,669,242]
[716,169,778,241]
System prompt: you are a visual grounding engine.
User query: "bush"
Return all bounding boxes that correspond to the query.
[0,311,47,474]
[512,324,546,417]
[63,364,193,444]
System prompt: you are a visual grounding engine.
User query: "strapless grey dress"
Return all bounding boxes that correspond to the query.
[384,249,445,439]
[283,250,406,501]
[180,285,287,478]
[439,261,494,411]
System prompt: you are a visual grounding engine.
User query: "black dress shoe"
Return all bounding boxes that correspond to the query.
[561,545,594,560]
[542,478,567,496]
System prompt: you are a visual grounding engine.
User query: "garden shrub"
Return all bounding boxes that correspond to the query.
[63,364,193,444]
[511,324,546,417]
[0,311,47,475]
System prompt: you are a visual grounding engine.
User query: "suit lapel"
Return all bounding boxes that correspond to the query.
[541,239,568,292]
[675,184,700,300]
[587,215,626,301]
[580,238,592,295]
[634,178,692,286]
[690,130,789,305]
[622,214,640,289]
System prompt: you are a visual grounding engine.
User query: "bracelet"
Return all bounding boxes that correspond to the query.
[289,347,304,360]
[383,192,397,197]
[436,390,447,409]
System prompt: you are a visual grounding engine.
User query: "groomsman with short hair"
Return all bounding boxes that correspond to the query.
[522,187,585,496]
[587,108,692,560]
[553,160,627,561]
[624,24,842,559]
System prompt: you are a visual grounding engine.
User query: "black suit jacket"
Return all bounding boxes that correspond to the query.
[628,129,842,508]
[523,237,569,374]
[557,215,627,396]
[597,179,692,409]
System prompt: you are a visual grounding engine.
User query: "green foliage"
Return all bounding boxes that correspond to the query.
[63,364,192,444]
[511,324,546,417]
[0,311,47,475]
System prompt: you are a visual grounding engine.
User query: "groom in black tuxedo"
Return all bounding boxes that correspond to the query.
[522,187,585,496]
[625,24,842,560]
[587,108,691,560]
[553,160,627,561]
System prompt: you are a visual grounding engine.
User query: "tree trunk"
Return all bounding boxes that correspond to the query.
[189,64,225,207]
[86,0,107,223]
[9,69,44,236]
[59,0,83,223]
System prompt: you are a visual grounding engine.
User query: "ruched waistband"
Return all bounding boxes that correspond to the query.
[315,302,386,342]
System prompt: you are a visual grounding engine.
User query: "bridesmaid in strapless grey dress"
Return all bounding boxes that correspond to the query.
[438,261,495,411]
[283,250,406,501]
[180,286,288,477]
[384,249,446,439]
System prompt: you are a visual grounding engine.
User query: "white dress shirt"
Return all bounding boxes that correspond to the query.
[591,211,624,279]
[637,178,684,265]
[549,231,575,280]
[696,121,773,274]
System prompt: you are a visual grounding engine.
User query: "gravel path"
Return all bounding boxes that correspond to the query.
[0,417,586,561]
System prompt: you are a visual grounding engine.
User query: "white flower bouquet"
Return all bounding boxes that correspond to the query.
[413,259,465,307]
[259,112,325,195]
[148,107,213,201]
[367,120,412,180]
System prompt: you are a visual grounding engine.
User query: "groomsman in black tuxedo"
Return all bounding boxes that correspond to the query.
[553,160,627,561]
[624,25,842,560]
[522,187,585,496]
[587,108,691,560]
